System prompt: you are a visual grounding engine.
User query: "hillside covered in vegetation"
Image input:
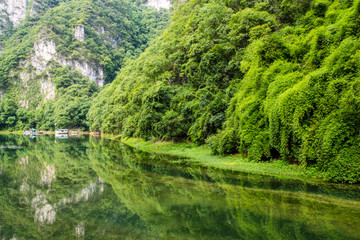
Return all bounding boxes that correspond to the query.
[88,0,360,183]
[0,0,169,130]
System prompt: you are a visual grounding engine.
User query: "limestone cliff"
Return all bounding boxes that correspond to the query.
[146,0,171,10]
[24,35,104,86]
[0,0,27,28]
[17,33,105,106]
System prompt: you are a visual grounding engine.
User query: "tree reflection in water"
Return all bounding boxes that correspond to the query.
[0,135,359,240]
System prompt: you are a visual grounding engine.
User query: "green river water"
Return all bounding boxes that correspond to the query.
[0,135,359,240]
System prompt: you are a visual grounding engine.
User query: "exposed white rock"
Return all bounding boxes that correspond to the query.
[16,31,105,106]
[19,99,29,108]
[74,25,85,42]
[34,39,57,62]
[0,0,27,26]
[75,223,85,238]
[19,155,29,165]
[19,71,30,83]
[75,182,97,202]
[108,36,119,48]
[31,191,56,224]
[31,38,57,73]
[58,179,105,207]
[41,79,56,101]
[35,204,56,224]
[58,197,72,206]
[40,163,56,187]
[98,178,105,193]
[95,26,105,34]
[95,26,120,48]
[18,68,56,107]
[30,0,39,16]
[58,57,104,86]
[18,71,30,107]
[31,191,48,209]
[146,0,171,10]
[26,36,104,87]
[20,181,30,192]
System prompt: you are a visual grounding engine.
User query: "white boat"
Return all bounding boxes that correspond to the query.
[55,129,69,139]
[55,129,68,134]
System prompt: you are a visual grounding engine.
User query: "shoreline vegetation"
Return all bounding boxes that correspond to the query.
[109,136,328,183]
[1,131,357,186]
[0,130,89,135]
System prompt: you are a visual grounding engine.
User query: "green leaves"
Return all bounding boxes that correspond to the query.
[85,0,360,183]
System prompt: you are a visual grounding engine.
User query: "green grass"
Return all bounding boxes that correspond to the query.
[117,137,326,183]
[0,130,23,135]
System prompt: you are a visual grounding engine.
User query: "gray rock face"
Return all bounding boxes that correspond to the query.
[95,26,120,47]
[74,25,85,42]
[146,0,171,10]
[40,79,56,102]
[0,0,27,26]
[58,57,104,86]
[31,38,57,73]
[17,33,104,107]
[22,35,104,86]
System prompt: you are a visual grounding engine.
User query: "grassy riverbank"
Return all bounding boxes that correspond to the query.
[0,131,23,135]
[114,137,325,182]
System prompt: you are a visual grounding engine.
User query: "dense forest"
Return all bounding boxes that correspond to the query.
[88,0,360,183]
[1,0,360,183]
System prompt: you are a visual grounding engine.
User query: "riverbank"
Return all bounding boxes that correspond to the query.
[0,131,23,135]
[0,130,54,135]
[0,130,90,135]
[114,137,326,183]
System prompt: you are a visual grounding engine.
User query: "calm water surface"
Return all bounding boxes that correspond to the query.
[0,135,359,240]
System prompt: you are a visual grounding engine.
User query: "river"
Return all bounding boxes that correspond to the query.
[0,135,359,240]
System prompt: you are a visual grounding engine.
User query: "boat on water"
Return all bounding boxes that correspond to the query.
[23,129,42,136]
[23,131,31,136]
[55,129,68,134]
[55,129,69,139]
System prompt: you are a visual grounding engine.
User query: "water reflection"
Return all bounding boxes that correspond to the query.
[55,134,68,139]
[87,138,360,240]
[0,135,359,240]
[32,191,56,224]
[40,163,55,187]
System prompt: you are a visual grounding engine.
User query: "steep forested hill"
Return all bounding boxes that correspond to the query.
[0,0,169,130]
[88,0,360,183]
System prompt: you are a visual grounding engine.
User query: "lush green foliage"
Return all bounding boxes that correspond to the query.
[89,0,360,183]
[0,0,169,130]
[35,68,98,130]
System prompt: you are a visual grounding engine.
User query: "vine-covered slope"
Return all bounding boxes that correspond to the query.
[89,0,360,183]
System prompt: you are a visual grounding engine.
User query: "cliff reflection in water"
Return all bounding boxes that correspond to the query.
[0,135,360,240]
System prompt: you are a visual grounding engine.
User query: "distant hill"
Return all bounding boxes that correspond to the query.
[0,0,169,130]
